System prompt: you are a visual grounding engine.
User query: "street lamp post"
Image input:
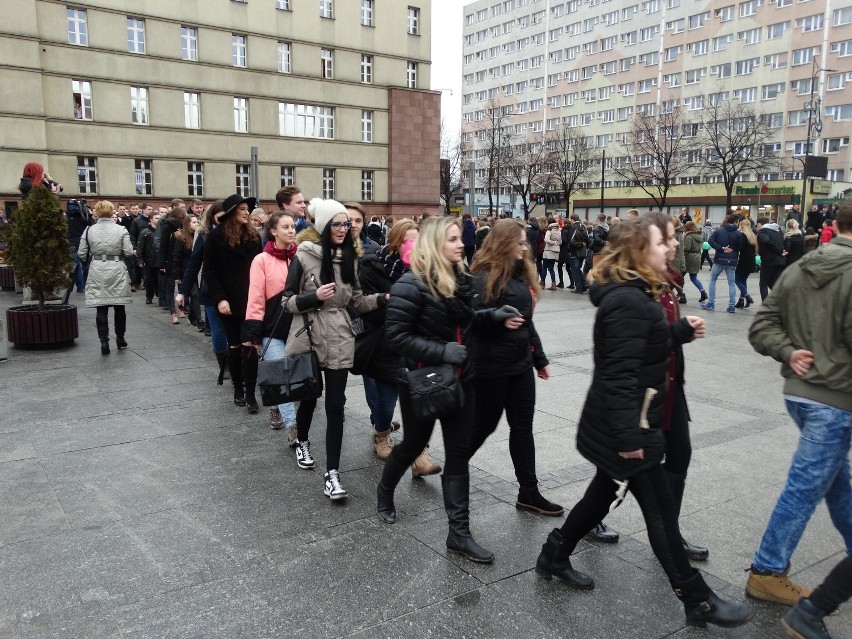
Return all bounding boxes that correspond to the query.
[799,60,834,212]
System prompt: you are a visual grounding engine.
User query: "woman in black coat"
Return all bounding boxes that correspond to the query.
[169,214,198,323]
[203,194,262,412]
[468,219,562,516]
[534,219,751,628]
[376,216,522,564]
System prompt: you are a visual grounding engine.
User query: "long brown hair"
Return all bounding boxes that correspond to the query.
[387,218,418,253]
[589,219,664,298]
[176,214,195,250]
[471,219,539,304]
[220,208,259,247]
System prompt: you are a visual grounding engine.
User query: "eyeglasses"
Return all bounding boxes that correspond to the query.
[330,221,353,230]
[518,240,529,246]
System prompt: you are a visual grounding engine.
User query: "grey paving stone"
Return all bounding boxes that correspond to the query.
[0,459,69,545]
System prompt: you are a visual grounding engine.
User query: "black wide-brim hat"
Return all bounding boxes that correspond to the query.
[221,194,258,220]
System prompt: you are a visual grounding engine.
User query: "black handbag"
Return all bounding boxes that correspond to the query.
[352,326,382,376]
[258,314,323,406]
[405,363,464,421]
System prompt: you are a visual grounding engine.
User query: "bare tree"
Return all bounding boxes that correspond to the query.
[698,94,782,211]
[547,124,600,213]
[473,100,513,214]
[440,121,468,214]
[612,108,696,211]
[500,132,550,220]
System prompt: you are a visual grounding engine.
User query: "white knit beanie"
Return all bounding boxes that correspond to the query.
[308,198,347,235]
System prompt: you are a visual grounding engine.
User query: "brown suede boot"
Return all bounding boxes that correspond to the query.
[411,446,441,477]
[745,568,812,606]
[373,428,394,460]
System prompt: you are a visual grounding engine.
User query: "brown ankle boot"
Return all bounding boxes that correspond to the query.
[372,428,394,460]
[411,446,441,477]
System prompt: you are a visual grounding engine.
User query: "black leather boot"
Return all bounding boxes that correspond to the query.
[442,473,494,563]
[96,310,110,355]
[673,571,752,628]
[228,348,245,406]
[535,528,595,589]
[699,289,708,303]
[114,307,127,349]
[214,351,227,385]
[376,455,408,524]
[667,471,709,561]
[586,521,620,543]
[242,345,259,414]
[744,295,754,308]
[735,298,745,309]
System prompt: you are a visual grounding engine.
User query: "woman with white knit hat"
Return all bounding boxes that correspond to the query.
[281,198,387,500]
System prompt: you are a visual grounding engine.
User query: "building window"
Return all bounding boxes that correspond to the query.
[361,0,374,26]
[77,156,97,194]
[130,86,149,125]
[276,0,291,9]
[406,61,417,88]
[232,34,247,67]
[235,164,251,197]
[321,48,334,79]
[134,160,153,196]
[234,97,248,132]
[188,162,204,197]
[72,80,92,120]
[278,42,291,73]
[67,8,88,46]
[360,54,373,83]
[320,0,334,19]
[184,92,200,128]
[322,168,335,199]
[281,166,295,187]
[408,7,420,34]
[181,26,198,61]
[279,103,334,139]
[127,18,145,53]
[361,110,373,142]
[361,171,374,201]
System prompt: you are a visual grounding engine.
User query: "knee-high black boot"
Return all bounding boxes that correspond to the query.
[114,306,128,349]
[242,345,258,414]
[667,471,709,561]
[376,454,409,524]
[442,473,494,563]
[214,351,228,385]
[96,308,110,355]
[228,347,245,406]
[672,570,752,628]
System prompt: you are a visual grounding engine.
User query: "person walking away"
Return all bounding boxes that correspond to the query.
[77,200,134,354]
[557,221,573,289]
[701,215,742,313]
[587,213,609,272]
[66,199,91,293]
[682,221,708,303]
[541,217,561,290]
[755,218,786,301]
[281,199,386,500]
[461,213,476,265]
[734,218,757,309]
[781,555,852,639]
[672,217,688,303]
[700,220,714,269]
[745,202,852,607]
[527,216,544,277]
[803,226,819,254]
[469,219,563,516]
[784,219,805,266]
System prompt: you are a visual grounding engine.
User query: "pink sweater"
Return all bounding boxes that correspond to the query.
[246,252,290,325]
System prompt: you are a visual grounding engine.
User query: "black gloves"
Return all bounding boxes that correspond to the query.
[442,342,468,365]
[493,305,521,322]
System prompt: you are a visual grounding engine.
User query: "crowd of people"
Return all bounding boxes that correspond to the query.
[13,163,851,638]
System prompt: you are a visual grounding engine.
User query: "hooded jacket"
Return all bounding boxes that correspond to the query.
[673,226,686,273]
[749,237,852,411]
[577,278,694,480]
[542,223,561,260]
[756,223,786,267]
[683,231,703,274]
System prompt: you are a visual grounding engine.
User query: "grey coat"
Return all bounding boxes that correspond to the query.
[78,219,134,307]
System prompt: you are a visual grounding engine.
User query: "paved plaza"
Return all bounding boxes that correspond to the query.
[0,277,849,639]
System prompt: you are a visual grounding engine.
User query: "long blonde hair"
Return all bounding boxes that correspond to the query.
[410,216,463,299]
[739,218,757,246]
[588,219,664,298]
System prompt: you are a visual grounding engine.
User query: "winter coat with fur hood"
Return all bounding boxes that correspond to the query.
[78,219,134,307]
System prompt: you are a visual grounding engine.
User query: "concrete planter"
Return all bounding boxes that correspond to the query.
[6,304,78,347]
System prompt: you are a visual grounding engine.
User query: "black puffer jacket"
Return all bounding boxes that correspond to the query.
[385,270,502,382]
[203,226,262,320]
[472,263,548,378]
[358,251,400,384]
[577,278,694,480]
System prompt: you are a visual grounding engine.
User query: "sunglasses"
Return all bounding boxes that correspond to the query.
[330,221,353,230]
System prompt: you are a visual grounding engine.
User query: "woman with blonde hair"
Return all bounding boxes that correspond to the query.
[784,218,805,266]
[78,200,134,355]
[376,217,522,563]
[468,219,562,515]
[734,218,757,308]
[534,219,751,628]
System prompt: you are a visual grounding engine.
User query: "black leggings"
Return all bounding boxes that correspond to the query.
[759,264,785,301]
[218,313,244,348]
[297,368,348,472]
[389,380,475,476]
[470,369,538,487]
[663,384,692,476]
[559,465,693,583]
[810,554,852,614]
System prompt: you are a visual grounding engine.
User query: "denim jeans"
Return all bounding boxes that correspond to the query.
[707,262,736,308]
[72,250,85,292]
[569,255,587,292]
[204,304,228,353]
[752,400,852,573]
[260,338,297,425]
[687,272,705,293]
[734,273,749,298]
[363,375,398,432]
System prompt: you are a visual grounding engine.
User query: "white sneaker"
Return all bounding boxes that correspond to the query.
[323,469,348,500]
[295,440,315,469]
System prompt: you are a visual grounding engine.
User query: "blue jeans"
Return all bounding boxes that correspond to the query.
[205,304,228,353]
[569,255,587,291]
[363,375,398,432]
[752,400,852,573]
[707,262,736,308]
[687,272,704,293]
[260,338,297,425]
[72,251,85,292]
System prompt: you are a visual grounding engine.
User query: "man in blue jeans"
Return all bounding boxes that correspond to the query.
[701,214,741,313]
[746,202,852,607]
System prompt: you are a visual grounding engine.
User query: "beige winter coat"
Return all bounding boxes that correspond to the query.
[282,233,382,370]
[543,223,561,260]
[78,219,134,307]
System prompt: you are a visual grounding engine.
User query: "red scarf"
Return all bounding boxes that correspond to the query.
[263,240,296,262]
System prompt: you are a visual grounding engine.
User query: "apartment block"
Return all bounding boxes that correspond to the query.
[2,0,439,218]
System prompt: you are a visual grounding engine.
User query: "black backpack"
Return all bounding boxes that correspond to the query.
[66,199,84,218]
[589,226,608,252]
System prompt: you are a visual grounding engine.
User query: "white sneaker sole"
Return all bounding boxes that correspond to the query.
[324,490,348,500]
[296,457,314,469]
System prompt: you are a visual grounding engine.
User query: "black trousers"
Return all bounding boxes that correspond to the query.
[559,464,693,583]
[297,368,349,472]
[759,264,785,301]
[464,246,475,265]
[557,259,574,286]
[143,266,158,301]
[810,554,852,614]
[470,369,538,487]
[663,384,692,476]
[95,305,126,340]
[700,249,713,269]
[388,380,475,476]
